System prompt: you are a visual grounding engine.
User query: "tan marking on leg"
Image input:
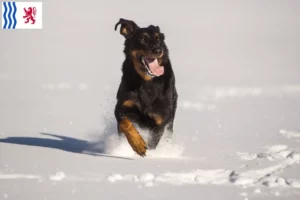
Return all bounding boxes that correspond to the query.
[119,118,147,156]
[149,113,164,125]
[123,100,136,107]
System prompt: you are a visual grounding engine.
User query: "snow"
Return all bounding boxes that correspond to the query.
[49,172,66,181]
[103,144,300,188]
[0,173,40,180]
[280,130,300,139]
[1,0,300,199]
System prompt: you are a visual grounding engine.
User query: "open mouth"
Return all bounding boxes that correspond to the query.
[137,54,164,77]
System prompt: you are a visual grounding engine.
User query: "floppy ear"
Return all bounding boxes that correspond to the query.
[160,33,165,40]
[155,26,160,32]
[114,18,139,38]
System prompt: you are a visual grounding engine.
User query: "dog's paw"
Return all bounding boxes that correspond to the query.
[126,132,147,157]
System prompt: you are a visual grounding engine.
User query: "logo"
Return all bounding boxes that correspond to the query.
[23,7,36,24]
[2,2,42,29]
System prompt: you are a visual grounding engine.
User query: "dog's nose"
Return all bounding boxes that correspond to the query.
[153,48,162,56]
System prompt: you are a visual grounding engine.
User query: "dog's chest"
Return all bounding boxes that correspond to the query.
[138,82,163,112]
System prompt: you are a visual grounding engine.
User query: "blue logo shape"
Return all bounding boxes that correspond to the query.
[12,2,17,28]
[2,2,17,29]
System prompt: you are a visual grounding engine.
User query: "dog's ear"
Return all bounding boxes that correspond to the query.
[160,33,165,40]
[115,18,139,38]
[155,26,160,32]
[147,25,160,32]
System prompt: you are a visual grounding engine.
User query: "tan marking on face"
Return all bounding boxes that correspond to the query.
[157,49,164,66]
[131,50,153,81]
[142,32,150,39]
[155,33,159,40]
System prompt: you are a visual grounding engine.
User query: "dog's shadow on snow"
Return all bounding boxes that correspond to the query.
[0,121,133,160]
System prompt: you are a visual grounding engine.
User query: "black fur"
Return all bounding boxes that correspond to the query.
[114,18,178,153]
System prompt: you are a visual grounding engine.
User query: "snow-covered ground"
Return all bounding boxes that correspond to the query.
[1,0,300,199]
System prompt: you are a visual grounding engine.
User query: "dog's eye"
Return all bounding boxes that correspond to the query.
[141,36,148,43]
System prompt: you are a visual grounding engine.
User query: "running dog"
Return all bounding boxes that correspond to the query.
[114,18,178,157]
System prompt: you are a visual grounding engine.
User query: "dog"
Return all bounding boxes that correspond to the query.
[114,18,178,157]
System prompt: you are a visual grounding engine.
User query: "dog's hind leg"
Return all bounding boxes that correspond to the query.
[162,121,174,144]
[147,126,165,149]
[166,121,174,133]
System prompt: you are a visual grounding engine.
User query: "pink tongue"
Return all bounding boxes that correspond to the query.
[148,59,164,76]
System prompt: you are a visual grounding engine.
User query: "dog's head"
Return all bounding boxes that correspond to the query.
[115,18,169,80]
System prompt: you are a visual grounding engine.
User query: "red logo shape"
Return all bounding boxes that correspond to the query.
[23,7,37,24]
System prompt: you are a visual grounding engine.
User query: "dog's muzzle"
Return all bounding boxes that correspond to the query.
[137,53,164,77]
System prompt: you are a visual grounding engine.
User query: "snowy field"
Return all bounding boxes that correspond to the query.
[1,0,300,199]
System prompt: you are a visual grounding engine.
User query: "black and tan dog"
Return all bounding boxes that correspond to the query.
[114,18,178,157]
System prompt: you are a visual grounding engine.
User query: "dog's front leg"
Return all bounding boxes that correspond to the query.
[115,99,147,157]
[118,117,147,157]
